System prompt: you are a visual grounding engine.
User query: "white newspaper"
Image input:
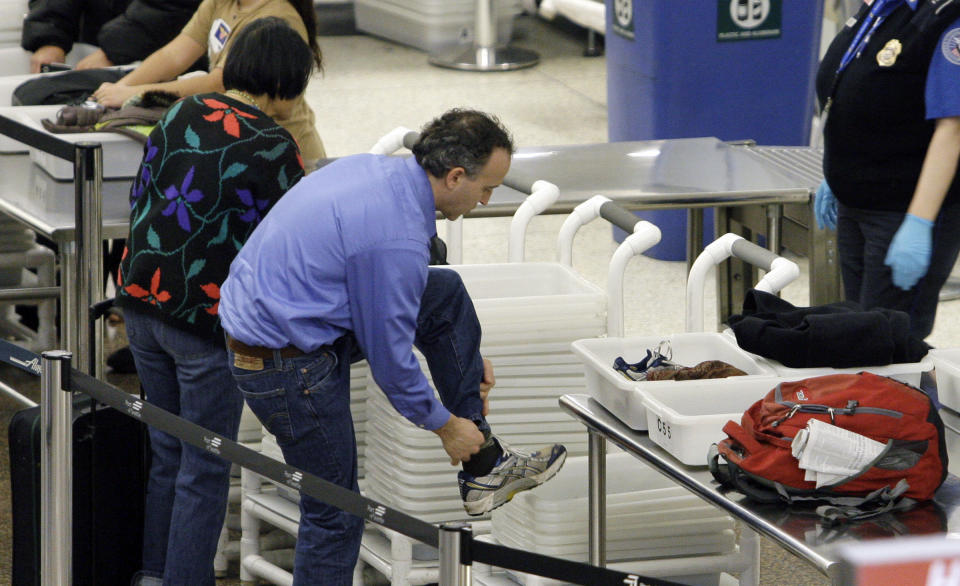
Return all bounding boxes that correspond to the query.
[790,418,886,488]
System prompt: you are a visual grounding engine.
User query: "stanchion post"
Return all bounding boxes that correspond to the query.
[41,350,73,586]
[428,0,539,71]
[439,522,472,585]
[74,142,104,376]
[588,430,606,567]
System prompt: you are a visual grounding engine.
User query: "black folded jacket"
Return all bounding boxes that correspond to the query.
[726,290,930,368]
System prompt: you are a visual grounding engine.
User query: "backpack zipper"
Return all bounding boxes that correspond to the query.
[770,399,903,427]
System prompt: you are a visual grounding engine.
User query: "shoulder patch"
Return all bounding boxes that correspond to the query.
[941,27,960,65]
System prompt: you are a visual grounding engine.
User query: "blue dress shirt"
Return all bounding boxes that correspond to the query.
[219,154,451,431]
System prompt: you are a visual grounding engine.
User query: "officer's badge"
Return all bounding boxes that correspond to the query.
[877,39,902,67]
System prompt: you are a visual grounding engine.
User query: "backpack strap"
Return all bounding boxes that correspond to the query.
[814,480,916,524]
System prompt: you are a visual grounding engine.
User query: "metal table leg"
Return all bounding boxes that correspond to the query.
[588,430,606,567]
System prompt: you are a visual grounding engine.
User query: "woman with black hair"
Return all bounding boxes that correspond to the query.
[117,17,311,586]
[91,0,325,164]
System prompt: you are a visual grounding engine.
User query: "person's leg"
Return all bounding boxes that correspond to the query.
[846,205,960,339]
[901,204,960,338]
[228,339,363,586]
[123,310,181,581]
[837,202,867,304]
[154,322,243,586]
[413,269,567,515]
[414,268,487,430]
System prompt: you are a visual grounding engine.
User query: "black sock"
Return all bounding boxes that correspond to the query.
[462,433,502,477]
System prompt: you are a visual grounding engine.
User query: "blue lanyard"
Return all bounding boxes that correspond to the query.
[836,0,905,73]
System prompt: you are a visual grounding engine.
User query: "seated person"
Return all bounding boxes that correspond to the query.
[90,0,325,165]
[21,0,202,72]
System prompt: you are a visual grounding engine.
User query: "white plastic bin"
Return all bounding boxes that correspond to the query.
[756,352,934,387]
[571,332,777,430]
[928,348,960,411]
[640,377,778,465]
[489,454,734,585]
[11,105,142,179]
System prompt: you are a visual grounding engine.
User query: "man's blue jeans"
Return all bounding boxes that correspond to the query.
[837,202,960,339]
[227,268,487,585]
[124,309,244,585]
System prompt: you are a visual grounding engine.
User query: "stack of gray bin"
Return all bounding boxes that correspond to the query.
[354,0,521,52]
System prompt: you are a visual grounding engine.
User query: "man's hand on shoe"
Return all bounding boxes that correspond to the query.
[479,358,495,416]
[434,415,484,466]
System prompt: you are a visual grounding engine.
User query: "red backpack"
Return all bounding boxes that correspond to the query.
[709,372,947,522]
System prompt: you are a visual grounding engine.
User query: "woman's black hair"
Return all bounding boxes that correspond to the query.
[287,0,323,71]
[222,17,313,100]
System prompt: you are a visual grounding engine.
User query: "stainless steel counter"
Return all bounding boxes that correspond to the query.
[483,137,812,216]
[0,152,131,241]
[559,394,960,584]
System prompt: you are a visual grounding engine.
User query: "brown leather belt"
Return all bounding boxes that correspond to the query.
[226,335,305,359]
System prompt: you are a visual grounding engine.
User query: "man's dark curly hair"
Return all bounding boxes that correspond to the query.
[412,109,514,178]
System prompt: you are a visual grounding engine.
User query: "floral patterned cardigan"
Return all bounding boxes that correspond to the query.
[115,93,305,342]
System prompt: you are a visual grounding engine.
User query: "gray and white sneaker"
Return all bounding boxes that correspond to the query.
[458,440,567,516]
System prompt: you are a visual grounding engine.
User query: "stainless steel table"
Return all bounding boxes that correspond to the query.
[488,138,831,324]
[559,394,960,584]
[487,137,813,215]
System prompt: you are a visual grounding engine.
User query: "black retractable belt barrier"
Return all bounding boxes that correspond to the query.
[472,539,686,586]
[0,112,75,161]
[68,369,443,546]
[1,337,685,586]
[0,338,43,376]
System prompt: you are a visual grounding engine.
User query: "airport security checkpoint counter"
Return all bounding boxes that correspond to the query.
[558,394,960,584]
[0,109,823,368]
[473,137,833,323]
[0,109,133,377]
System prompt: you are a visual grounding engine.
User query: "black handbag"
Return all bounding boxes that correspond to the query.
[12,68,131,106]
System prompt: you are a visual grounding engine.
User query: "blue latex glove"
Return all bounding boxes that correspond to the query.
[884,213,934,290]
[814,180,837,230]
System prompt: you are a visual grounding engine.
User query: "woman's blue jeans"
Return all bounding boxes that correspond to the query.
[227,268,487,585]
[125,309,244,586]
[837,203,960,339]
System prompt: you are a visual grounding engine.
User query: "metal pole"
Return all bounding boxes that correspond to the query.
[439,522,472,585]
[41,350,73,586]
[686,208,705,273]
[428,0,539,71]
[588,430,606,567]
[584,29,603,57]
[59,239,78,367]
[0,378,38,408]
[475,0,495,47]
[0,287,60,301]
[766,203,782,255]
[74,143,104,376]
